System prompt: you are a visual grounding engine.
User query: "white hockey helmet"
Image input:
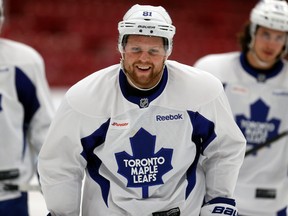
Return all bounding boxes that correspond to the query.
[249,0,288,55]
[118,4,176,56]
[250,0,288,34]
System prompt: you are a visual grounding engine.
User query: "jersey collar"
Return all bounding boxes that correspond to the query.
[240,52,283,82]
[119,66,168,108]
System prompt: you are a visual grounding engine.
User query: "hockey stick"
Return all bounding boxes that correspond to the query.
[2,183,41,192]
[245,130,288,157]
[0,169,41,192]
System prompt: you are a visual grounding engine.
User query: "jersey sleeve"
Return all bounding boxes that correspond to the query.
[199,89,246,202]
[18,52,55,158]
[38,97,87,216]
[27,60,55,154]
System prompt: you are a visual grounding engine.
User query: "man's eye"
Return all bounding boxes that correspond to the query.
[131,47,141,53]
[261,32,270,40]
[149,49,160,55]
[275,35,286,43]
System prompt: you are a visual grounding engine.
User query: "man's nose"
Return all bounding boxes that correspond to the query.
[138,51,151,61]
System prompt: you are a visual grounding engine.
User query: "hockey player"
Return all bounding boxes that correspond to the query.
[194,0,288,215]
[38,4,246,216]
[0,0,55,215]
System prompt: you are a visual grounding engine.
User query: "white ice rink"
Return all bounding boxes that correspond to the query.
[29,87,67,216]
[29,179,48,215]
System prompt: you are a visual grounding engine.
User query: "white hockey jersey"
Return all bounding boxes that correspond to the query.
[38,60,245,216]
[194,52,288,215]
[0,38,55,201]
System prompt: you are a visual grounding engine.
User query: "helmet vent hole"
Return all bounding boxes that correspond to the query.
[139,29,143,33]
[150,30,153,33]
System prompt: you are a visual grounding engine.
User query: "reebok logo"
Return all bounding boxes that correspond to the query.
[110,120,129,129]
[156,114,183,122]
[272,89,288,97]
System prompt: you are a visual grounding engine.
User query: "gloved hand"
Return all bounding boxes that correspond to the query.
[200,197,238,216]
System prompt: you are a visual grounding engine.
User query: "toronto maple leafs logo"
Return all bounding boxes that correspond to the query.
[115,128,173,198]
[235,99,280,155]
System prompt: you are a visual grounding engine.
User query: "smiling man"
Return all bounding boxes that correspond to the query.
[194,0,288,215]
[121,35,166,89]
[38,4,246,216]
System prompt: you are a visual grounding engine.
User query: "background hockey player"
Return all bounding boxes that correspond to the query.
[0,0,55,215]
[194,0,288,215]
[38,4,246,216]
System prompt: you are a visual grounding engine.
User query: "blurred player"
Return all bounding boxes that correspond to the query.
[38,4,245,216]
[194,0,288,215]
[0,0,55,215]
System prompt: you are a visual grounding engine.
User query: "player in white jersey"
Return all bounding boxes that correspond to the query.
[38,4,245,216]
[194,0,288,215]
[0,0,55,215]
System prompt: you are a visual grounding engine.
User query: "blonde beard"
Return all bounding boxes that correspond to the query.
[120,57,165,91]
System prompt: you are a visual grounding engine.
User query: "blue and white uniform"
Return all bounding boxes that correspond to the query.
[38,60,245,216]
[195,51,288,215]
[0,38,54,211]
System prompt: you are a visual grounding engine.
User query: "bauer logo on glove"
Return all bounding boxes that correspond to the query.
[200,197,238,216]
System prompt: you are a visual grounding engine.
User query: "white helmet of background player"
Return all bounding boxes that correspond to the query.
[250,0,288,54]
[118,4,176,57]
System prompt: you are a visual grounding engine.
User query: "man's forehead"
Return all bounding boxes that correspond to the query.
[127,35,164,41]
[126,35,165,45]
[258,26,287,35]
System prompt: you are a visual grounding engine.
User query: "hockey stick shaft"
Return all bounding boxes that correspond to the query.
[245,130,288,157]
[3,183,41,192]
[0,169,41,192]
[0,183,41,192]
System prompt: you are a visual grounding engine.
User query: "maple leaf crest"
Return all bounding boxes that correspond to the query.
[115,128,173,198]
[235,99,280,155]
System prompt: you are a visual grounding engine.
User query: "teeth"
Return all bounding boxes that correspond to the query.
[138,66,149,70]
